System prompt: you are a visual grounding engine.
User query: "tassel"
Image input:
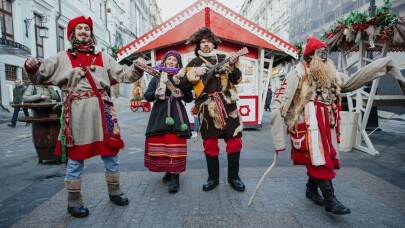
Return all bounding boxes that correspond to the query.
[59,106,67,162]
[180,123,188,131]
[165,117,174,125]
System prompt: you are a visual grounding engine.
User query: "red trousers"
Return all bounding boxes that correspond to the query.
[203,137,242,156]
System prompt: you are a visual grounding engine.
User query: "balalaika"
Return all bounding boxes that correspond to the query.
[194,47,249,97]
[133,60,177,93]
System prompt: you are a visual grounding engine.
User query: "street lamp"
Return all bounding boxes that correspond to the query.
[38,23,49,38]
[24,15,49,38]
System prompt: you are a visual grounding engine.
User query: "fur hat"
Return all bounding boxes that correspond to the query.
[185,27,221,46]
[303,36,327,58]
[67,16,93,40]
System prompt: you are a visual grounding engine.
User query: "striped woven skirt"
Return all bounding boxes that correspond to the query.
[144,133,187,173]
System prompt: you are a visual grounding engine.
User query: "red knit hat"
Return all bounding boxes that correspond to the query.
[67,16,93,40]
[303,36,327,58]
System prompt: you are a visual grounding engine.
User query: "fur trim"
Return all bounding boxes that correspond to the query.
[284,60,341,132]
[229,109,239,119]
[173,68,186,84]
[223,89,238,104]
[220,74,228,92]
[65,178,82,193]
[229,89,239,102]
[207,99,223,129]
[186,67,200,84]
[232,110,244,137]
[105,172,122,196]
[223,91,232,104]
[105,171,120,185]
[285,64,313,132]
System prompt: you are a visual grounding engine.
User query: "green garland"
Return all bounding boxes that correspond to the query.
[293,41,303,61]
[321,0,402,52]
[108,45,121,60]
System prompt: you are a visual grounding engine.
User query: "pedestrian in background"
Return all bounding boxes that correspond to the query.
[264,86,272,111]
[143,50,192,193]
[7,79,30,128]
[24,16,145,218]
[192,110,199,137]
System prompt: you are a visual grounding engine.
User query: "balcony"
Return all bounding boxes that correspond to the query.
[0,38,31,57]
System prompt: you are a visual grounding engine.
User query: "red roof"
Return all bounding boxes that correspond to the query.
[116,0,298,62]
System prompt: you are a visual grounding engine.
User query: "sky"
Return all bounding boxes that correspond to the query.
[155,0,246,21]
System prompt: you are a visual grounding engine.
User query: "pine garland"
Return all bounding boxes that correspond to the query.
[321,0,404,52]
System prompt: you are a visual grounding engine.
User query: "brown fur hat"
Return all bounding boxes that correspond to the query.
[186,27,221,47]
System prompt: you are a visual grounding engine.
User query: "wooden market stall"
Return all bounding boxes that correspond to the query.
[116,0,298,128]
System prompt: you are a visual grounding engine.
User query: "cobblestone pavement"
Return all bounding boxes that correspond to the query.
[0,98,404,227]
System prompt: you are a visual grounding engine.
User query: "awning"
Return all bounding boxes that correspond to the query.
[0,38,31,57]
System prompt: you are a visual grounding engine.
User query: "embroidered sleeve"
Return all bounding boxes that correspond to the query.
[106,54,143,84]
[269,68,300,152]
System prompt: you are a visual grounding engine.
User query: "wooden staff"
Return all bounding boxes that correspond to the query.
[247,151,278,206]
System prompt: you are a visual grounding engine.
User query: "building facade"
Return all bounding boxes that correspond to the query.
[0,0,161,108]
[240,0,291,42]
[239,0,405,114]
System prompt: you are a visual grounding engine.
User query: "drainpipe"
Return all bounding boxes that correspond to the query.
[55,0,61,51]
[369,0,376,17]
[105,0,111,44]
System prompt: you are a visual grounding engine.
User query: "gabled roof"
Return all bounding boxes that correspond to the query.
[116,0,298,62]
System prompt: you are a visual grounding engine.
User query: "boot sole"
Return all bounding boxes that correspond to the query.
[306,193,324,206]
[202,183,219,191]
[67,208,89,218]
[227,179,245,192]
[325,208,351,215]
[69,211,89,218]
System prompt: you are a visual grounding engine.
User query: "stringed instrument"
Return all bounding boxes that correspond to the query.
[133,61,161,77]
[133,60,177,93]
[194,47,249,97]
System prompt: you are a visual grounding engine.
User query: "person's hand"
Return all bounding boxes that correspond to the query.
[195,67,208,77]
[155,88,165,98]
[134,57,146,65]
[229,52,239,65]
[41,95,49,100]
[25,57,41,69]
[172,88,184,98]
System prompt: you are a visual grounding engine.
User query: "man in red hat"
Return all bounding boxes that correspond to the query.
[270,36,405,215]
[24,16,146,218]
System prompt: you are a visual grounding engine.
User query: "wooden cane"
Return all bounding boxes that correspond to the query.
[247,151,278,206]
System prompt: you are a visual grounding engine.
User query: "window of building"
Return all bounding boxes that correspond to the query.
[22,68,29,83]
[100,2,105,20]
[57,26,65,52]
[5,64,17,81]
[34,14,44,57]
[88,0,93,11]
[0,0,14,41]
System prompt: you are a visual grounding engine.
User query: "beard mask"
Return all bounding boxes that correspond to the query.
[309,56,337,88]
